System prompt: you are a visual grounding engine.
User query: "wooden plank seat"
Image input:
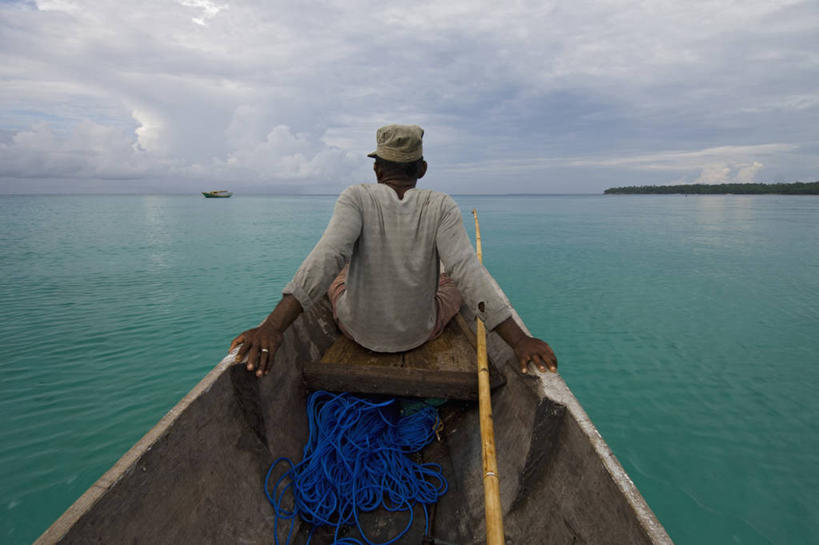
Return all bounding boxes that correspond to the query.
[302,315,506,400]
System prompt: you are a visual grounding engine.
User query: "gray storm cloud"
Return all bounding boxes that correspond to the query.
[1,0,817,193]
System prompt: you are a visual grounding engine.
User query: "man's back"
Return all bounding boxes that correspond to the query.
[231,124,556,379]
[336,184,455,351]
[284,183,512,352]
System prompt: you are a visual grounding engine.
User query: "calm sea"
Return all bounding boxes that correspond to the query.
[1,193,817,544]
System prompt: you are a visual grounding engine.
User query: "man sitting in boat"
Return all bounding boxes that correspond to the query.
[231,124,557,377]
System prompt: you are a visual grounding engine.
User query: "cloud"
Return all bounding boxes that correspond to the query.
[1,0,818,192]
[684,159,765,185]
[132,109,164,153]
[440,144,791,174]
[212,124,364,182]
[692,160,765,184]
[563,145,793,173]
[0,121,160,179]
[735,161,765,183]
[694,164,734,184]
[178,0,227,26]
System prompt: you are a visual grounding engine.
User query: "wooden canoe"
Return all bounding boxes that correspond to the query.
[34,278,673,545]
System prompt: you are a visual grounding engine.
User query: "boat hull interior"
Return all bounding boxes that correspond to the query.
[35,293,672,544]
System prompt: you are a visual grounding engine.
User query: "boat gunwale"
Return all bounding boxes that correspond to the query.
[32,356,236,545]
[498,300,671,543]
[480,274,672,544]
[34,277,672,545]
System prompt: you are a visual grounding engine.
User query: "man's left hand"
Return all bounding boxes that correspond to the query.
[512,336,557,374]
[493,316,558,374]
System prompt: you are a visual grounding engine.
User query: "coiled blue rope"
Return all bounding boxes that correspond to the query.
[265,391,448,545]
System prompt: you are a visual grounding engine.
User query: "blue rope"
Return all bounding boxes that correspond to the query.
[265,391,448,545]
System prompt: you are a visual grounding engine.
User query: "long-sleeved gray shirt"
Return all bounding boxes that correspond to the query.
[283,183,511,352]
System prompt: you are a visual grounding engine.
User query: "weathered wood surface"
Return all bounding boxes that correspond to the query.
[303,318,505,400]
[34,292,674,545]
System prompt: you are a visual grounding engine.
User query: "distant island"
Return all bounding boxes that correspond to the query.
[604,181,819,195]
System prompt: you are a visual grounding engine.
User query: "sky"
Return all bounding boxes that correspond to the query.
[1,0,817,194]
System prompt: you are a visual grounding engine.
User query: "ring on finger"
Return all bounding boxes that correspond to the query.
[261,348,269,353]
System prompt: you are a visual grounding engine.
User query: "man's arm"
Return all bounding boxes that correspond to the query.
[493,316,557,374]
[282,187,362,311]
[229,188,362,378]
[229,294,303,377]
[435,199,558,374]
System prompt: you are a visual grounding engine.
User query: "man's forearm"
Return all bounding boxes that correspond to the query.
[492,315,526,348]
[493,315,558,373]
[260,294,303,333]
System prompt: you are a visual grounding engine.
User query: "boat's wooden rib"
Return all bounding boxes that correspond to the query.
[34,280,673,545]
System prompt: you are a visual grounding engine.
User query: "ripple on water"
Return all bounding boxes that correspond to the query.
[2,194,819,545]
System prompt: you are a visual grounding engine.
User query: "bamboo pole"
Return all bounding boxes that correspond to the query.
[472,209,505,545]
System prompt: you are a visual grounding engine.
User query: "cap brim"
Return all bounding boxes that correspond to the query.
[367,151,378,159]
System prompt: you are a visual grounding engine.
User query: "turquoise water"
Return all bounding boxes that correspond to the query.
[1,193,817,544]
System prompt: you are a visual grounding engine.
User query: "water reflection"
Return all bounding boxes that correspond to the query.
[691,196,756,252]
[140,196,171,270]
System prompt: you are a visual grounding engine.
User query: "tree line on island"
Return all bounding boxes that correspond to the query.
[604,181,819,195]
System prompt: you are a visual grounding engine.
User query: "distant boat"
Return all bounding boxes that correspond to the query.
[202,190,232,198]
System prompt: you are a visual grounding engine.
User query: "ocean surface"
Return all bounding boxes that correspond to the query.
[1,193,817,544]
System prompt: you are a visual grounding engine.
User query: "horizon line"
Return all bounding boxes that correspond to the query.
[0,192,606,197]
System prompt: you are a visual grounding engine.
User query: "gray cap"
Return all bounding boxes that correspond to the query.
[367,124,424,162]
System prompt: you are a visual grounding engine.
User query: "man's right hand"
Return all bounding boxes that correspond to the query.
[229,324,284,378]
[229,294,303,379]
